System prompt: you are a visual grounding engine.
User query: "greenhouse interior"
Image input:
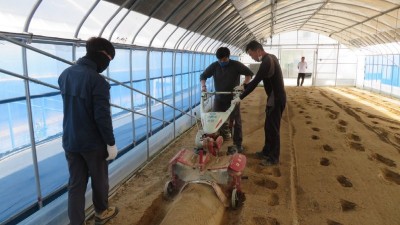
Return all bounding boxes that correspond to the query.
[1,0,400,225]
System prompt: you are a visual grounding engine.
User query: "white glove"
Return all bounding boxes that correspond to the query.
[233,85,244,91]
[106,145,118,161]
[231,97,241,105]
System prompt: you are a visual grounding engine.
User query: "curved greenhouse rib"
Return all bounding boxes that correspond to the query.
[148,0,192,48]
[173,2,232,51]
[108,0,142,41]
[74,0,100,38]
[329,5,400,40]
[130,1,166,45]
[23,0,42,33]
[98,0,134,38]
[161,0,216,49]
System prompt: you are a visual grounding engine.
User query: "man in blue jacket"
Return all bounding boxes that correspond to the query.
[200,47,253,154]
[58,37,118,225]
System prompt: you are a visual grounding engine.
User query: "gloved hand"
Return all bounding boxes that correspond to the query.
[106,145,118,161]
[233,85,244,91]
[231,97,241,105]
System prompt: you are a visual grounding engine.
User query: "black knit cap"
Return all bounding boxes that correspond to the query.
[86,37,115,59]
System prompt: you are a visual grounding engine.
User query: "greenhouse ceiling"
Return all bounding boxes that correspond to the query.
[1,0,400,53]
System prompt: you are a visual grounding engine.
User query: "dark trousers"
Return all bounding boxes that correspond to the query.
[262,101,286,162]
[65,150,109,225]
[213,99,242,146]
[297,73,305,86]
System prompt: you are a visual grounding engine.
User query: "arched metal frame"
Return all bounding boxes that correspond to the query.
[2,0,400,55]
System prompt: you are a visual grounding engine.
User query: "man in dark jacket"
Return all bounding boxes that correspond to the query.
[58,37,118,225]
[232,40,286,166]
[200,47,253,153]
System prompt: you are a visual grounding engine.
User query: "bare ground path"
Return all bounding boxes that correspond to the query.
[86,87,400,225]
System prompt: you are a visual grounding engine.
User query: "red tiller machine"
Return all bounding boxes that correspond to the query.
[164,91,247,208]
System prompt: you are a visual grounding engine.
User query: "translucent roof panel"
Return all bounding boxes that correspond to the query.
[111,11,149,45]
[29,0,95,38]
[100,7,129,40]
[78,1,119,40]
[176,31,194,50]
[184,33,202,51]
[231,0,400,50]
[163,27,186,49]
[133,17,165,46]
[208,40,222,53]
[151,24,177,48]
[191,35,207,51]
[2,0,400,53]
[197,37,213,52]
[0,0,36,33]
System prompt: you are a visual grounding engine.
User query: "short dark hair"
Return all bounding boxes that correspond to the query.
[216,47,230,59]
[245,40,264,52]
[86,37,115,59]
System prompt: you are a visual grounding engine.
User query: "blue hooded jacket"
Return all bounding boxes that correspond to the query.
[58,57,115,152]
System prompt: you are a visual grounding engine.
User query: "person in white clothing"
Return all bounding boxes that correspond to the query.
[297,56,307,86]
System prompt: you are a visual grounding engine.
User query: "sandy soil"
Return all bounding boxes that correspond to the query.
[88,87,400,225]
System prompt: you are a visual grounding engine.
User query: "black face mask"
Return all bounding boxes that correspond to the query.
[86,52,111,73]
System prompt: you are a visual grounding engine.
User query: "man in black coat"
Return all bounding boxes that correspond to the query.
[232,40,286,166]
[58,37,119,225]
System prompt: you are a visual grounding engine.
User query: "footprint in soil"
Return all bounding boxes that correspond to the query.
[306,121,312,125]
[328,113,337,120]
[252,167,281,177]
[325,108,339,119]
[268,193,279,206]
[381,168,400,185]
[322,144,334,152]
[320,157,330,166]
[349,142,365,151]
[338,119,348,126]
[395,133,400,144]
[340,199,357,211]
[272,167,281,177]
[327,219,343,225]
[336,125,346,133]
[336,175,353,187]
[311,135,320,140]
[253,216,280,225]
[254,178,278,189]
[348,133,361,142]
[370,153,396,167]
[312,127,320,132]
